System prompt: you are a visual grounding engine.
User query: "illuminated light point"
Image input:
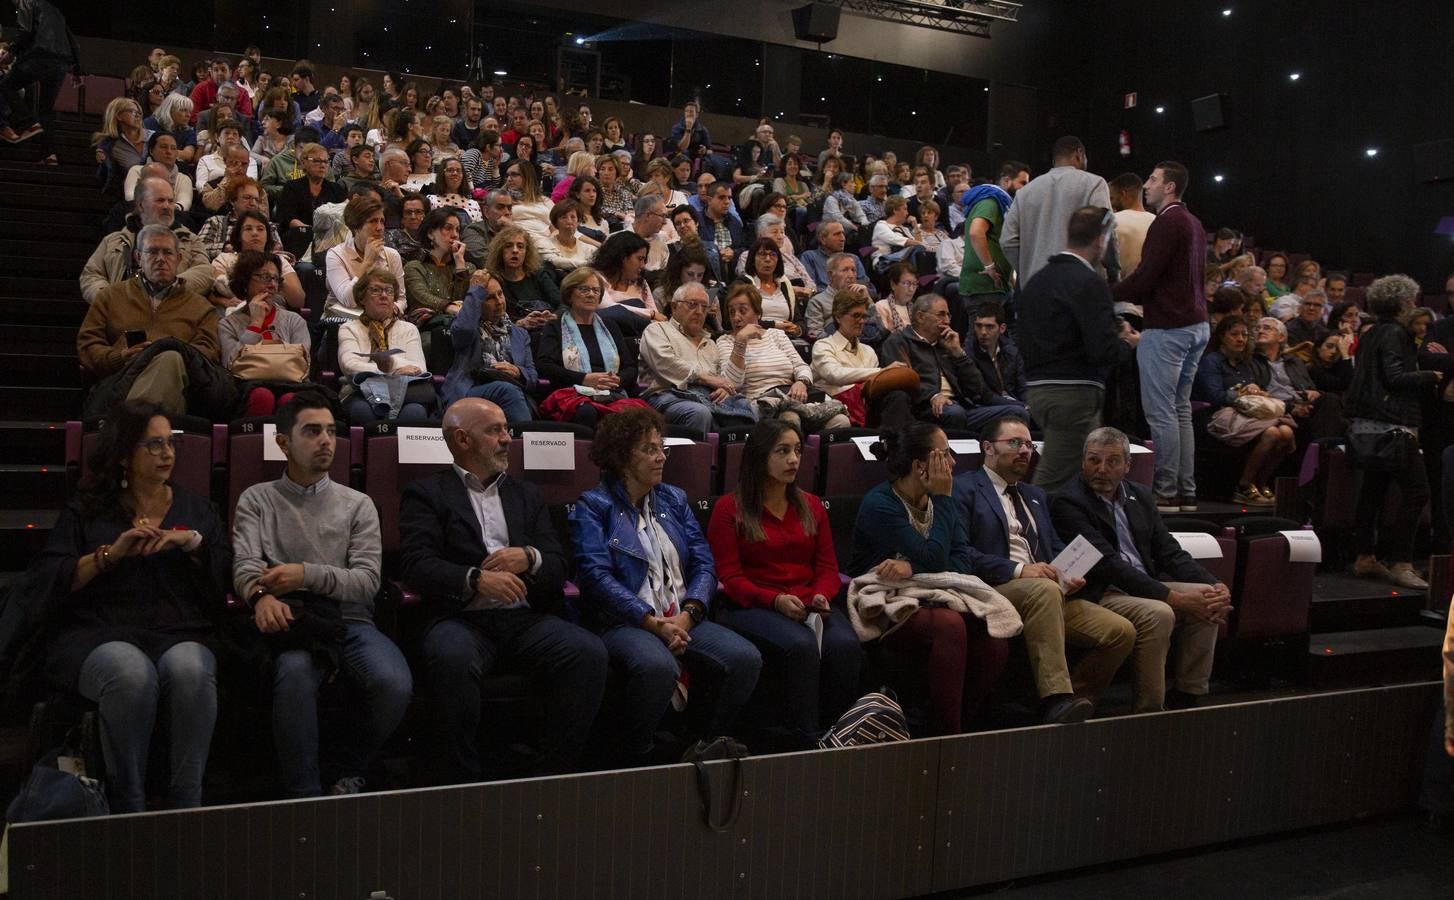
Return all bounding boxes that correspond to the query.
[1288,72,1301,81]
[575,37,585,45]
[1365,147,1379,158]
[1214,174,1226,183]
[1155,106,1165,114]
[1323,648,1333,654]
[1222,8,1233,16]
[494,70,507,76]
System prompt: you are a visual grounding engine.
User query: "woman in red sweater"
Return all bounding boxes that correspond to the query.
[707,419,863,749]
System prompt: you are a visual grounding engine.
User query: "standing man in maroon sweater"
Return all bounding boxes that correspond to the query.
[1112,161,1208,513]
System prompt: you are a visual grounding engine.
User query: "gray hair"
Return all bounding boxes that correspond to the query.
[869,173,889,186]
[380,147,408,170]
[755,212,783,232]
[1240,266,1265,282]
[670,282,708,306]
[826,251,856,271]
[633,194,663,218]
[1257,316,1288,342]
[1083,426,1130,457]
[910,293,945,317]
[1302,288,1327,302]
[134,175,171,210]
[484,188,513,207]
[135,223,179,251]
[1366,274,1420,317]
[153,93,192,132]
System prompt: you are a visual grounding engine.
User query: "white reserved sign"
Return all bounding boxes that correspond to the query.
[1130,444,1152,455]
[523,432,576,470]
[851,435,879,461]
[1171,532,1224,559]
[1280,529,1322,563]
[261,423,286,461]
[663,437,695,447]
[397,427,453,465]
[948,439,979,455]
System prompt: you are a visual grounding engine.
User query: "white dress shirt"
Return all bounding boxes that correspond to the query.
[983,466,1035,577]
[454,465,541,609]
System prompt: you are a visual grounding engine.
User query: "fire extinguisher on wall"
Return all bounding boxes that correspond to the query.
[1119,130,1132,157]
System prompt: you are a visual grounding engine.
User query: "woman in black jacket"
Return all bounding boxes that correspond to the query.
[1344,274,1442,588]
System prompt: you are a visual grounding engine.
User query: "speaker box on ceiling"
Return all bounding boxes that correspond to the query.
[793,3,841,43]
[1192,93,1225,132]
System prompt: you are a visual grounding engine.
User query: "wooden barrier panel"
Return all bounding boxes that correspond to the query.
[7,684,1436,900]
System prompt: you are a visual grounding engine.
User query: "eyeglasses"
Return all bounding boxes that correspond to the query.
[365,285,397,297]
[304,157,329,165]
[136,436,180,456]
[675,300,708,310]
[991,438,1032,451]
[636,444,670,458]
[250,273,281,285]
[141,247,179,258]
[573,286,603,296]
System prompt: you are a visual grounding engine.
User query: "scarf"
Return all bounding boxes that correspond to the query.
[559,313,619,375]
[477,314,513,369]
[246,304,279,340]
[364,314,396,353]
[960,184,1011,216]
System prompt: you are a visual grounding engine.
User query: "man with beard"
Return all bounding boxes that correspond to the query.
[953,414,1134,723]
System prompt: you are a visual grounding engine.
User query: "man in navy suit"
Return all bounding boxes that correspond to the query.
[1050,426,1229,712]
[399,398,607,782]
[953,414,1134,723]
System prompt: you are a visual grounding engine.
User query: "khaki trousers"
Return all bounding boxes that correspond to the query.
[996,578,1135,700]
[1099,582,1221,713]
[125,350,189,417]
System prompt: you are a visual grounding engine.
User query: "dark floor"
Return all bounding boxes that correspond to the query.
[939,814,1453,899]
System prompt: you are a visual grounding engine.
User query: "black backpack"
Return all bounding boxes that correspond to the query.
[818,689,910,748]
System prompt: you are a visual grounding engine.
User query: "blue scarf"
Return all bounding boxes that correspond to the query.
[961,184,1012,217]
[559,313,619,376]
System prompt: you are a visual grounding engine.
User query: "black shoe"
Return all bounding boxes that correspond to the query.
[1165,689,1201,710]
[1155,494,1179,514]
[1041,694,1094,724]
[1178,495,1199,512]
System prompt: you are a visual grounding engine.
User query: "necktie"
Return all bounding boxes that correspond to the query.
[1005,483,1040,562]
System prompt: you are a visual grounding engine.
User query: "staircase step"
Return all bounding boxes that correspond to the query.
[0,237,99,259]
[0,276,85,300]
[0,353,82,387]
[0,510,60,570]
[0,297,90,326]
[7,325,80,355]
[0,164,97,189]
[0,465,68,508]
[1305,624,1444,687]
[1308,573,1427,632]
[0,207,104,234]
[1,183,108,213]
[0,385,82,421]
[0,421,68,465]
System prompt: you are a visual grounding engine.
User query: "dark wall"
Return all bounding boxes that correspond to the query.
[1039,0,1454,286]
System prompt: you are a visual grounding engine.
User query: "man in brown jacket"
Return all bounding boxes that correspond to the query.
[76,225,223,417]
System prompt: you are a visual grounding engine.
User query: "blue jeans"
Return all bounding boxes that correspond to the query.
[467,380,532,423]
[272,621,413,797]
[600,620,762,757]
[77,640,217,813]
[1137,322,1209,497]
[937,398,1030,435]
[717,604,862,748]
[422,611,607,781]
[646,391,715,438]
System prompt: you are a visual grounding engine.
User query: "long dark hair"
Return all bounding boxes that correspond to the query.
[870,422,943,481]
[228,249,282,299]
[568,174,604,222]
[78,400,170,518]
[734,419,816,543]
[227,209,277,256]
[591,230,649,283]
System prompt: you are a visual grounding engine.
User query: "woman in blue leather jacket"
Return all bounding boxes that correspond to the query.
[569,407,762,761]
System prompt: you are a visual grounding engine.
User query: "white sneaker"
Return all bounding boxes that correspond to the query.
[329,776,366,795]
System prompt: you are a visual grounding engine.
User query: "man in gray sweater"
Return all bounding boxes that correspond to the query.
[1001,136,1119,287]
[232,392,412,797]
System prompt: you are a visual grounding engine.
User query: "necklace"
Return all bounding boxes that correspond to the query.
[131,486,173,527]
[891,484,933,538]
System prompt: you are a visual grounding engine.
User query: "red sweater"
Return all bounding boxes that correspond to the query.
[707,493,841,609]
[1112,201,1207,331]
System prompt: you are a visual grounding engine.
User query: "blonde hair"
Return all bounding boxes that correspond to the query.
[565,150,596,178]
[92,97,142,147]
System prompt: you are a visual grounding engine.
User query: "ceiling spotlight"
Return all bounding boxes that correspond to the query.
[1213,174,1225,183]
[1222,8,1232,16]
[1365,147,1379,157]
[494,69,507,76]
[1154,105,1165,114]
[1288,71,1301,81]
[575,36,585,45]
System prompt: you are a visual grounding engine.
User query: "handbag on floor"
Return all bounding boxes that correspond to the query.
[818,689,910,749]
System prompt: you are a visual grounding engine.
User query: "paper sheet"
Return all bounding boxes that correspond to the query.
[1050,534,1104,582]
[805,611,824,655]
[851,434,879,461]
[947,439,982,456]
[662,436,696,447]
[523,431,576,470]
[397,426,454,465]
[1280,529,1323,563]
[1170,531,1224,559]
[1129,444,1153,455]
[261,423,286,461]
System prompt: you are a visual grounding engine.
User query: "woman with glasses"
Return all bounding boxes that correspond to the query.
[211,209,305,309]
[741,214,815,297]
[739,237,802,336]
[404,138,436,189]
[811,291,916,429]
[218,252,315,417]
[30,399,229,812]
[536,200,600,272]
[275,141,347,236]
[325,195,407,312]
[597,155,636,226]
[538,267,650,427]
[92,97,151,203]
[441,268,536,422]
[847,422,1010,734]
[707,419,861,750]
[337,269,437,423]
[874,262,920,334]
[425,156,481,223]
[144,93,198,167]
[570,407,762,764]
[719,283,849,433]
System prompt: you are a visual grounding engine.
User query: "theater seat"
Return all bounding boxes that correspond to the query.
[818,428,887,497]
[718,427,818,495]
[662,429,716,501]
[224,418,360,524]
[506,421,599,506]
[1223,516,1315,641]
[363,423,453,554]
[1167,518,1239,638]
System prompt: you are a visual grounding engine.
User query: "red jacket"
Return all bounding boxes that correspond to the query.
[707,493,842,609]
[1112,201,1207,331]
[189,79,254,125]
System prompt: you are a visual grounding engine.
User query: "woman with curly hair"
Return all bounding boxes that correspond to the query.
[486,224,559,327]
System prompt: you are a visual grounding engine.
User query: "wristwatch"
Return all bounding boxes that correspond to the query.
[684,600,707,626]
